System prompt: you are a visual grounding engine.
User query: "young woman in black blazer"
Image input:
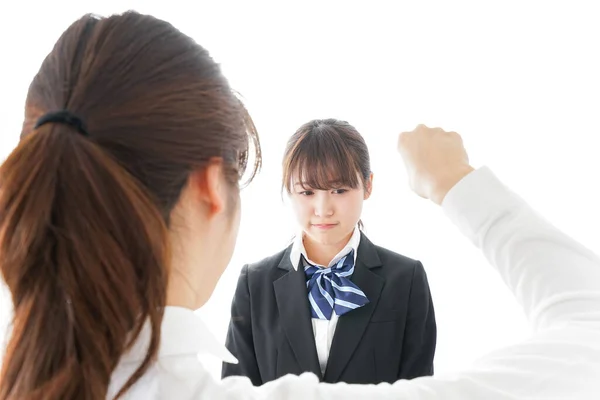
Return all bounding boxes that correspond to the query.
[223,119,436,385]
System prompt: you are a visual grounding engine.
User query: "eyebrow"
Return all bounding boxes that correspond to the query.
[294,181,348,189]
[293,183,312,191]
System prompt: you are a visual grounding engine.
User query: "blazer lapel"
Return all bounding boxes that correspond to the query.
[323,233,384,383]
[273,247,322,379]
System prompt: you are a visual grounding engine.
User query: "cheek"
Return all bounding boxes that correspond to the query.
[340,195,364,221]
[233,203,241,235]
[290,198,311,220]
[227,195,241,244]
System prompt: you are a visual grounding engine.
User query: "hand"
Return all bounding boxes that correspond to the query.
[397,124,474,205]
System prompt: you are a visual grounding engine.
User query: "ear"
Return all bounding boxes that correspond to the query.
[189,160,227,217]
[364,172,374,200]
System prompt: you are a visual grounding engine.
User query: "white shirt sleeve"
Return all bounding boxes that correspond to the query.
[442,166,600,332]
[131,167,600,399]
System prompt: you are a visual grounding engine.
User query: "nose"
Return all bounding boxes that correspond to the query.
[314,192,334,217]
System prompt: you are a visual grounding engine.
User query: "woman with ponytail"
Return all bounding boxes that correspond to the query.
[1,10,599,400]
[0,12,259,399]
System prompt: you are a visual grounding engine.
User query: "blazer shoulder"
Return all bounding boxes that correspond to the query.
[374,244,421,267]
[371,244,426,283]
[359,232,421,271]
[246,246,291,276]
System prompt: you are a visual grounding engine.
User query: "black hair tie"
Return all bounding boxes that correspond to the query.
[34,110,89,137]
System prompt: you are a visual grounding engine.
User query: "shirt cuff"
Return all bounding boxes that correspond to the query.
[442,166,522,243]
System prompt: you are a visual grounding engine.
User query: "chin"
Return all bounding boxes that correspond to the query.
[307,232,341,246]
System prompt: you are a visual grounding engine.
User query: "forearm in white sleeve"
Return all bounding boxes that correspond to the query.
[442,166,600,331]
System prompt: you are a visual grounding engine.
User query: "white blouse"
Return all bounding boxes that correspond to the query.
[289,225,361,375]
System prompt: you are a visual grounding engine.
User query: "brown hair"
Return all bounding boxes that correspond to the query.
[0,11,260,400]
[282,119,371,227]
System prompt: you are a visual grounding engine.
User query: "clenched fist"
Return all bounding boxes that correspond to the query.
[397,125,475,205]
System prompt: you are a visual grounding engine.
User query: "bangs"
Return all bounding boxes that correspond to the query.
[283,128,362,192]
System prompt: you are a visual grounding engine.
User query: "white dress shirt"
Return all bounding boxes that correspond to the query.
[109,167,600,399]
[288,226,361,375]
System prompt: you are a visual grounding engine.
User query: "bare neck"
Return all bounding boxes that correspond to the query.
[303,232,353,267]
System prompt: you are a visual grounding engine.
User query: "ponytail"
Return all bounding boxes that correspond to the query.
[0,127,169,399]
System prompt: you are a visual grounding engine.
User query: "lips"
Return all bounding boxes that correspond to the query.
[312,223,337,230]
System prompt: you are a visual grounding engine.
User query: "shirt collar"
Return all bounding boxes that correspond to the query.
[290,226,361,270]
[119,306,238,366]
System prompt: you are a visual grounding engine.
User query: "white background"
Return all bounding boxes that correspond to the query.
[1,0,599,380]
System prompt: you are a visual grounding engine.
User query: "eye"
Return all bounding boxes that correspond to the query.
[299,190,314,196]
[332,188,348,195]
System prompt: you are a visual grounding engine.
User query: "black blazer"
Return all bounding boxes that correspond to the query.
[222,233,436,385]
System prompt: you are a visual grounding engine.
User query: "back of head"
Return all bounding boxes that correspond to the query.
[0,11,259,400]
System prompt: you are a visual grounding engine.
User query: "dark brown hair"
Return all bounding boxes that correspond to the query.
[0,11,260,400]
[282,119,371,193]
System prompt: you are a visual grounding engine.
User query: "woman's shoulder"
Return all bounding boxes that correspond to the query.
[359,233,424,280]
[374,244,420,266]
[244,244,294,275]
[360,233,421,266]
[368,243,428,284]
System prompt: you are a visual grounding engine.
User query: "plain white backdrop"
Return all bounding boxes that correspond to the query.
[1,0,599,381]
